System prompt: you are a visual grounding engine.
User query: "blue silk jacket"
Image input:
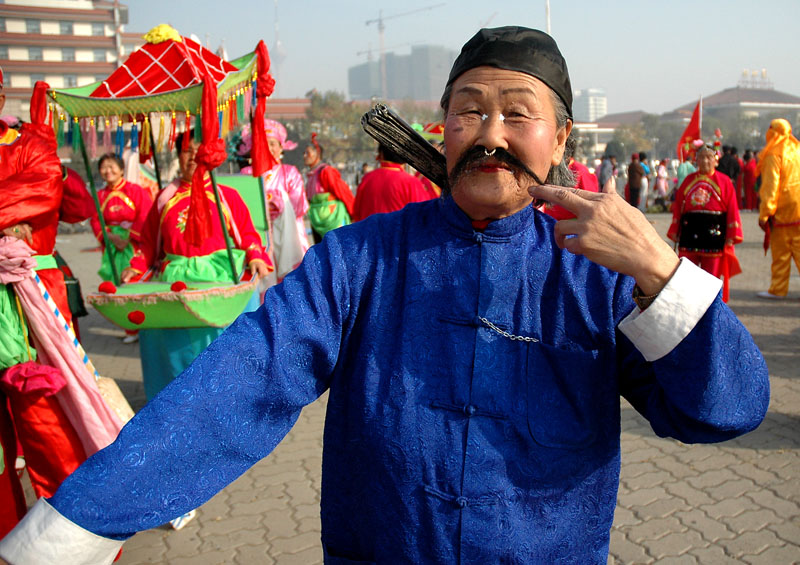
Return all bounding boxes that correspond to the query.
[51,196,769,563]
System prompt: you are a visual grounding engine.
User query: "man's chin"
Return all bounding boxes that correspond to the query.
[450,169,511,191]
[451,178,532,219]
[451,170,520,194]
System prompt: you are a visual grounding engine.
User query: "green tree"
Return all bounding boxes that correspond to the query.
[288,90,372,168]
[227,90,441,182]
[610,123,652,157]
[571,128,595,161]
[604,140,625,161]
[282,91,441,178]
[393,98,441,126]
[641,113,685,160]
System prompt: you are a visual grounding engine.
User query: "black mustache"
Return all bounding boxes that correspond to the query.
[447,146,546,188]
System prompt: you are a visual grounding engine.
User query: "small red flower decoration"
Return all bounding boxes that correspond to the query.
[170,281,187,292]
[127,310,145,325]
[98,281,117,294]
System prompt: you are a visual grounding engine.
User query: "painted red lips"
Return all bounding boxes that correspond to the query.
[475,163,512,173]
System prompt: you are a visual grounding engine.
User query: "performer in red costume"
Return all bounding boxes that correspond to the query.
[91,153,153,284]
[667,144,743,301]
[0,74,87,537]
[742,149,759,211]
[121,132,271,400]
[124,144,270,284]
[544,156,600,220]
[304,134,354,242]
[90,153,153,343]
[352,143,435,222]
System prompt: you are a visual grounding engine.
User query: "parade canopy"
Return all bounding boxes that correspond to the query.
[47,24,256,120]
[91,30,236,98]
[46,25,276,326]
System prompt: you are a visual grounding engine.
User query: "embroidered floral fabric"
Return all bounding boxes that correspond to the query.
[51,197,769,563]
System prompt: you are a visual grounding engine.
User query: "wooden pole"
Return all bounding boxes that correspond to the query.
[148,122,162,190]
[208,170,240,285]
[78,127,120,286]
[257,175,271,253]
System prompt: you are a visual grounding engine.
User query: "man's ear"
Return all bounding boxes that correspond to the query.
[551,120,572,166]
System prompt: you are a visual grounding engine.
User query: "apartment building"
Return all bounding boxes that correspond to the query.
[0,0,143,118]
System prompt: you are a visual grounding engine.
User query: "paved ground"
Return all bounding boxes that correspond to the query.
[45,210,798,564]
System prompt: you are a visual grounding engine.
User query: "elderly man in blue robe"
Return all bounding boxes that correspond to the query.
[0,27,769,564]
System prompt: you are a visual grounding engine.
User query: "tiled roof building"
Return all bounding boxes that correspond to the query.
[666,87,800,123]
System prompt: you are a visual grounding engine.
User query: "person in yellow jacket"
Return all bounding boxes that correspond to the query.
[757,118,800,299]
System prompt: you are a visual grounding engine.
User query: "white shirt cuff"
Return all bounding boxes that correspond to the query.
[0,499,124,565]
[618,258,722,361]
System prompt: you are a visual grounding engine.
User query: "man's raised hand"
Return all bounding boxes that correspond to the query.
[529,183,679,295]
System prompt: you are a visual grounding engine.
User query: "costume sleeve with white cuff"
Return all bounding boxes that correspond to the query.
[618,257,722,361]
[616,257,769,443]
[0,499,123,565]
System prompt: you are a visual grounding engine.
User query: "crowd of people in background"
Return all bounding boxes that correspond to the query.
[23,112,799,338]
[568,125,799,301]
[580,144,762,214]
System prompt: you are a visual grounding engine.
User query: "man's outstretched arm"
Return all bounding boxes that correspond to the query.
[0,237,352,564]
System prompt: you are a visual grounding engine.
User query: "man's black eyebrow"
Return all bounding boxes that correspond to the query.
[453,86,538,97]
[453,85,483,97]
[501,87,537,96]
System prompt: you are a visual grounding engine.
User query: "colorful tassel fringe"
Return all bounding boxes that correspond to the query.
[115,117,124,158]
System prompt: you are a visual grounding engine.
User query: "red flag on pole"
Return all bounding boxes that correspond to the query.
[677,99,702,161]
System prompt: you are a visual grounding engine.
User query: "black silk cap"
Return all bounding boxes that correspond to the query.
[447,27,573,117]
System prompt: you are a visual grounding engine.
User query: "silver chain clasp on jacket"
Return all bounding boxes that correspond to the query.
[478,317,539,343]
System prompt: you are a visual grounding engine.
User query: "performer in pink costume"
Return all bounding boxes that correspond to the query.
[240,119,309,279]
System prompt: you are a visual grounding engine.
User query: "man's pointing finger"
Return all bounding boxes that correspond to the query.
[529,184,590,213]
[601,175,616,194]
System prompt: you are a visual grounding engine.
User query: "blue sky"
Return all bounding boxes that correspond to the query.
[129,0,800,115]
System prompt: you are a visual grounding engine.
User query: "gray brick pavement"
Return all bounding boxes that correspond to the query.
[44,211,798,564]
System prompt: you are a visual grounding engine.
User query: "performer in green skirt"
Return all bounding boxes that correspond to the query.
[120,134,271,399]
[90,154,153,284]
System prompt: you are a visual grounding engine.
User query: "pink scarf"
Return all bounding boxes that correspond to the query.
[0,236,123,455]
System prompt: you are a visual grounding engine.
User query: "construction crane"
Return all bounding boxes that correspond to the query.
[480,11,498,28]
[356,43,414,62]
[365,3,445,99]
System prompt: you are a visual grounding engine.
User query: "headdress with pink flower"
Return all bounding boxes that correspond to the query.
[237,118,296,156]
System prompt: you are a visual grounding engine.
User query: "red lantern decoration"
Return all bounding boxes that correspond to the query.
[98,281,117,294]
[127,310,146,325]
[170,281,187,292]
